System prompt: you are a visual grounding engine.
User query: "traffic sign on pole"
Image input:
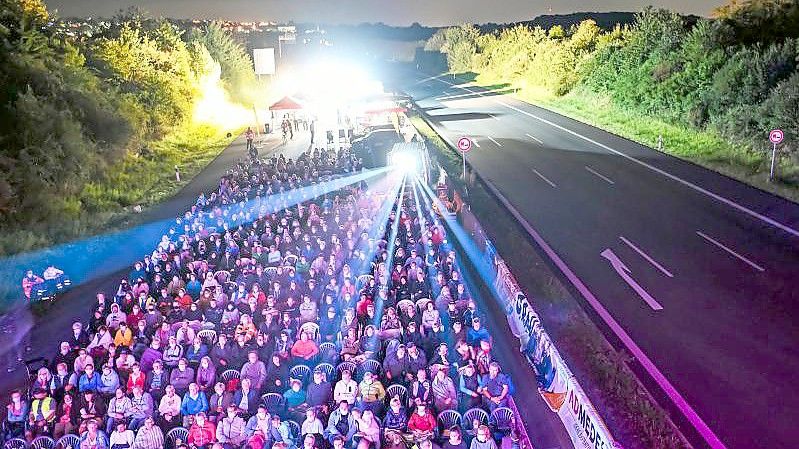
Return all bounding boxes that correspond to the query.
[769,129,785,182]
[769,129,784,145]
[457,137,472,153]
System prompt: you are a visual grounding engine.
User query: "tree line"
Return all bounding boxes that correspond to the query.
[0,0,259,245]
[422,0,798,169]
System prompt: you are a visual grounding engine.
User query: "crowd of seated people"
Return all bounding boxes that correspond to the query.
[3,146,520,449]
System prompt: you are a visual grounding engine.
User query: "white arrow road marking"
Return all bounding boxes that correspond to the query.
[601,248,664,310]
[487,136,502,147]
[472,139,480,148]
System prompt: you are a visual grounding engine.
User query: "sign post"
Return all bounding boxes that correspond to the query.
[769,129,784,182]
[457,137,472,181]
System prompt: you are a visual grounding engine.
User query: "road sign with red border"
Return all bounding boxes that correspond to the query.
[457,137,472,153]
[769,129,784,144]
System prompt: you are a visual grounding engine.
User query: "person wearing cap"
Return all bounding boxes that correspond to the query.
[28,387,56,437]
[466,317,491,349]
[382,344,409,383]
[187,411,216,449]
[283,378,307,421]
[305,369,332,411]
[457,363,481,412]
[98,365,120,396]
[356,371,385,415]
[405,343,427,381]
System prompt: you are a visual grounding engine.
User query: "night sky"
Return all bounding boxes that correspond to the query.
[44,0,729,25]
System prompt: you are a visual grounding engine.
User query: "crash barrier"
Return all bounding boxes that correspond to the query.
[421,130,618,449]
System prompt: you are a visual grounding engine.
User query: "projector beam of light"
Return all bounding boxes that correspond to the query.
[346,171,405,291]
[410,178,440,290]
[415,178,503,315]
[0,166,391,306]
[382,177,407,289]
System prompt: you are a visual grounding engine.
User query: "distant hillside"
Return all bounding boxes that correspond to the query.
[480,11,638,33]
[306,22,438,42]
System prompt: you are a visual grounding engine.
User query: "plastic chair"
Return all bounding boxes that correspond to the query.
[31,437,54,449]
[356,359,381,380]
[166,427,188,449]
[4,439,27,449]
[214,270,231,284]
[197,329,217,345]
[336,361,356,379]
[286,420,300,440]
[463,408,489,432]
[261,392,286,415]
[319,342,338,364]
[415,297,431,312]
[437,409,463,430]
[221,369,241,382]
[357,274,374,287]
[314,362,334,380]
[396,299,415,317]
[290,364,312,385]
[54,434,79,449]
[490,407,515,432]
[386,384,407,404]
[299,322,320,342]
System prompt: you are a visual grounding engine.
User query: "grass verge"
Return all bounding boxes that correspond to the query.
[472,72,799,202]
[410,113,689,449]
[0,123,240,257]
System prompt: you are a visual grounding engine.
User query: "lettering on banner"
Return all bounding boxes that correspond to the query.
[567,388,611,449]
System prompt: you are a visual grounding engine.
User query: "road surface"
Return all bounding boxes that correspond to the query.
[399,72,799,449]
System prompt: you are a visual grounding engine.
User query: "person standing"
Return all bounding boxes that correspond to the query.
[245,128,255,151]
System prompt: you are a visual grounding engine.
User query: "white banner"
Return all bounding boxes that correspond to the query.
[253,48,276,75]
[495,259,616,449]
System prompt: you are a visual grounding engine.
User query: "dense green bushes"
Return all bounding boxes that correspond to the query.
[424,0,799,187]
[0,0,256,256]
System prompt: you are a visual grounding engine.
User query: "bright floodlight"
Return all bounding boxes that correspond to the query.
[390,150,420,175]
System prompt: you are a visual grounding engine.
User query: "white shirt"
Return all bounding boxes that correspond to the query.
[334,379,358,404]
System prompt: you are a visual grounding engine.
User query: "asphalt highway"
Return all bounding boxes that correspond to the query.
[400,72,799,449]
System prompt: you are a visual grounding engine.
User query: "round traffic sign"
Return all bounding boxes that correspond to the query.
[457,137,472,153]
[769,129,784,144]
